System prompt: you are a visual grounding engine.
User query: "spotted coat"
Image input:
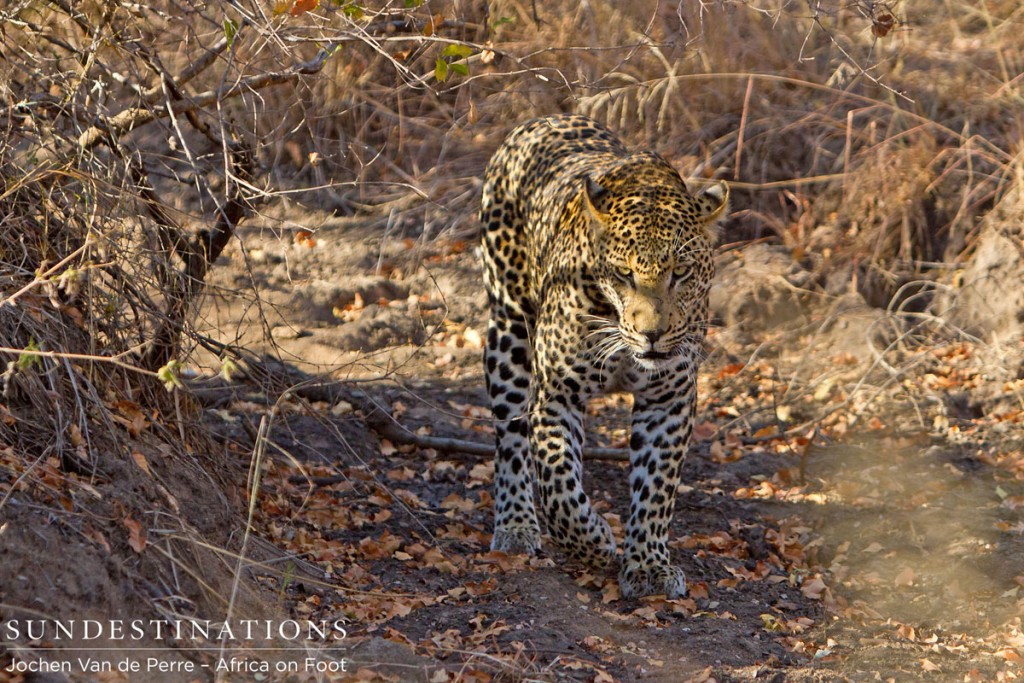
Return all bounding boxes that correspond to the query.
[480,114,729,598]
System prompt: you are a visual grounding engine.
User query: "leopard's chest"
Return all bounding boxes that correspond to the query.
[594,352,642,394]
[562,334,688,399]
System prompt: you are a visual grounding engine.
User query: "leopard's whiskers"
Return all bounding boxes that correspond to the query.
[584,325,619,340]
[589,335,619,360]
[584,316,624,366]
[593,337,626,373]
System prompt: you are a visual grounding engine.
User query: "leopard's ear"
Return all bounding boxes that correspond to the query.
[582,176,611,241]
[583,176,610,217]
[693,180,729,241]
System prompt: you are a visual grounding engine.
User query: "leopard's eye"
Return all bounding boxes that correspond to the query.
[671,263,691,283]
[613,265,633,281]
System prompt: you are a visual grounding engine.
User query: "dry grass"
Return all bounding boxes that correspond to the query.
[222,0,1024,299]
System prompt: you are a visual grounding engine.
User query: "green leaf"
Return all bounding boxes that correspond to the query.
[492,16,514,29]
[342,2,364,19]
[219,357,239,382]
[223,18,238,47]
[280,561,296,597]
[449,62,469,76]
[434,57,448,83]
[404,0,423,6]
[441,44,473,59]
[157,360,184,392]
[16,339,42,371]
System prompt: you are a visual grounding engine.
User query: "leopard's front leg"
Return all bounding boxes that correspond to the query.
[620,368,697,598]
[530,322,616,568]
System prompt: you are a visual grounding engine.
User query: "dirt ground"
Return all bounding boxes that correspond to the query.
[5,204,1020,683]
[178,204,1024,682]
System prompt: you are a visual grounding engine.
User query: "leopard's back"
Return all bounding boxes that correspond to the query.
[480,115,627,314]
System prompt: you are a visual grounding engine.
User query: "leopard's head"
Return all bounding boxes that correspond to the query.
[583,155,729,371]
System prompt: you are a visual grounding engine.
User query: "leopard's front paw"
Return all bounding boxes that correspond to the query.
[560,513,617,569]
[491,523,542,555]
[620,562,687,599]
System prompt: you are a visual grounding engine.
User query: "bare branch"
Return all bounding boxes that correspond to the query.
[78,46,338,151]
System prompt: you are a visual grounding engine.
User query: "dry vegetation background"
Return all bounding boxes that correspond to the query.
[1,0,1024,681]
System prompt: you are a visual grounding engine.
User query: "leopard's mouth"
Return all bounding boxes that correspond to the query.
[636,350,670,360]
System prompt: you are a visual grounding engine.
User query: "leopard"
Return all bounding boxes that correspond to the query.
[480,114,729,599]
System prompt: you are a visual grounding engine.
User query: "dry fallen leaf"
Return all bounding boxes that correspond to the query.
[131,450,152,477]
[894,566,916,587]
[800,576,827,600]
[687,666,717,683]
[871,11,897,38]
[111,400,149,437]
[422,12,445,36]
[289,0,318,16]
[123,516,146,553]
[601,581,621,604]
[84,524,111,553]
[692,421,717,440]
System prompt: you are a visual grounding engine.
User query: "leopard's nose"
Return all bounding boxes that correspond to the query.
[642,329,665,345]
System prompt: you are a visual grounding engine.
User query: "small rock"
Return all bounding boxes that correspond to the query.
[270,324,311,341]
[936,185,1024,343]
[331,400,353,416]
[710,245,812,332]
